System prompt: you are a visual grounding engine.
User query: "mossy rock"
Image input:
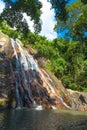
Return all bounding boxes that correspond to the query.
[0,31,10,54]
[0,98,8,108]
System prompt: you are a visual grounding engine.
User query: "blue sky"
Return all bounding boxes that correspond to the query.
[69,0,76,4]
[23,0,57,40]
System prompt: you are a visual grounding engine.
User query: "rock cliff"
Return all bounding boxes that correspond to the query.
[0,31,87,111]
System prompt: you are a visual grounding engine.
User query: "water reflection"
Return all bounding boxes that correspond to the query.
[0,109,87,130]
[0,112,5,129]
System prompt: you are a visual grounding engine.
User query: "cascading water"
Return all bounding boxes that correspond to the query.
[10,39,23,107]
[9,38,71,109]
[38,69,71,109]
[10,39,37,107]
[10,39,44,108]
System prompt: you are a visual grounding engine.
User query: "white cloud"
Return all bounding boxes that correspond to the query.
[39,0,57,40]
[24,0,57,40]
[0,0,5,13]
[23,13,34,32]
[0,0,57,40]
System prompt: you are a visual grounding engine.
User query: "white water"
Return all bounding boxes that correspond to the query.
[51,105,57,110]
[39,69,56,94]
[10,38,71,109]
[10,39,23,107]
[26,51,39,71]
[35,105,43,110]
[39,69,71,109]
[10,39,36,106]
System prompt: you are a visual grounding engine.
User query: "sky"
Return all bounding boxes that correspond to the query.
[24,0,57,40]
[0,0,5,13]
[0,0,75,40]
[0,0,57,40]
[39,0,57,40]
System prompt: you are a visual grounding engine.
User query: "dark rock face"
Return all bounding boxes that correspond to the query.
[65,89,87,111]
[7,38,70,109]
[0,31,87,110]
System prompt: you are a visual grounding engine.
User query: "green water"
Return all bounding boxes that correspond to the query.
[0,109,87,130]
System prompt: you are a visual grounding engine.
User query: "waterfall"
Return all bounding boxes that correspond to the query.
[10,39,34,107]
[10,39,23,107]
[39,69,71,109]
[9,38,71,109]
[10,39,41,108]
[26,52,38,71]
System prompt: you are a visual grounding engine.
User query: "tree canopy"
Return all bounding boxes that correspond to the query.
[50,0,69,21]
[51,0,87,43]
[0,0,42,34]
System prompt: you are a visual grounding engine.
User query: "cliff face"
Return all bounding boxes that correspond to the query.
[0,31,11,108]
[0,31,87,111]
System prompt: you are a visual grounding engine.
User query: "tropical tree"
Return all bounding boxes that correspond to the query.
[0,0,42,34]
[73,4,87,43]
[50,0,69,21]
[51,0,87,42]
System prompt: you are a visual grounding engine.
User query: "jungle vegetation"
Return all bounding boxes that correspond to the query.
[0,0,87,92]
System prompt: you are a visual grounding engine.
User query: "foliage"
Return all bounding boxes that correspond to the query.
[27,34,87,91]
[54,1,82,39]
[0,0,42,34]
[50,0,69,21]
[73,4,87,43]
[0,21,20,38]
[0,0,87,92]
[1,22,86,91]
[53,0,87,43]
[81,0,87,4]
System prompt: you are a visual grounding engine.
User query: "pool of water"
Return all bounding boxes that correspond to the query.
[0,109,87,130]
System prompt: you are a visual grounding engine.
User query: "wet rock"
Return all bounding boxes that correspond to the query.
[0,98,8,109]
[0,31,87,110]
[66,89,87,111]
